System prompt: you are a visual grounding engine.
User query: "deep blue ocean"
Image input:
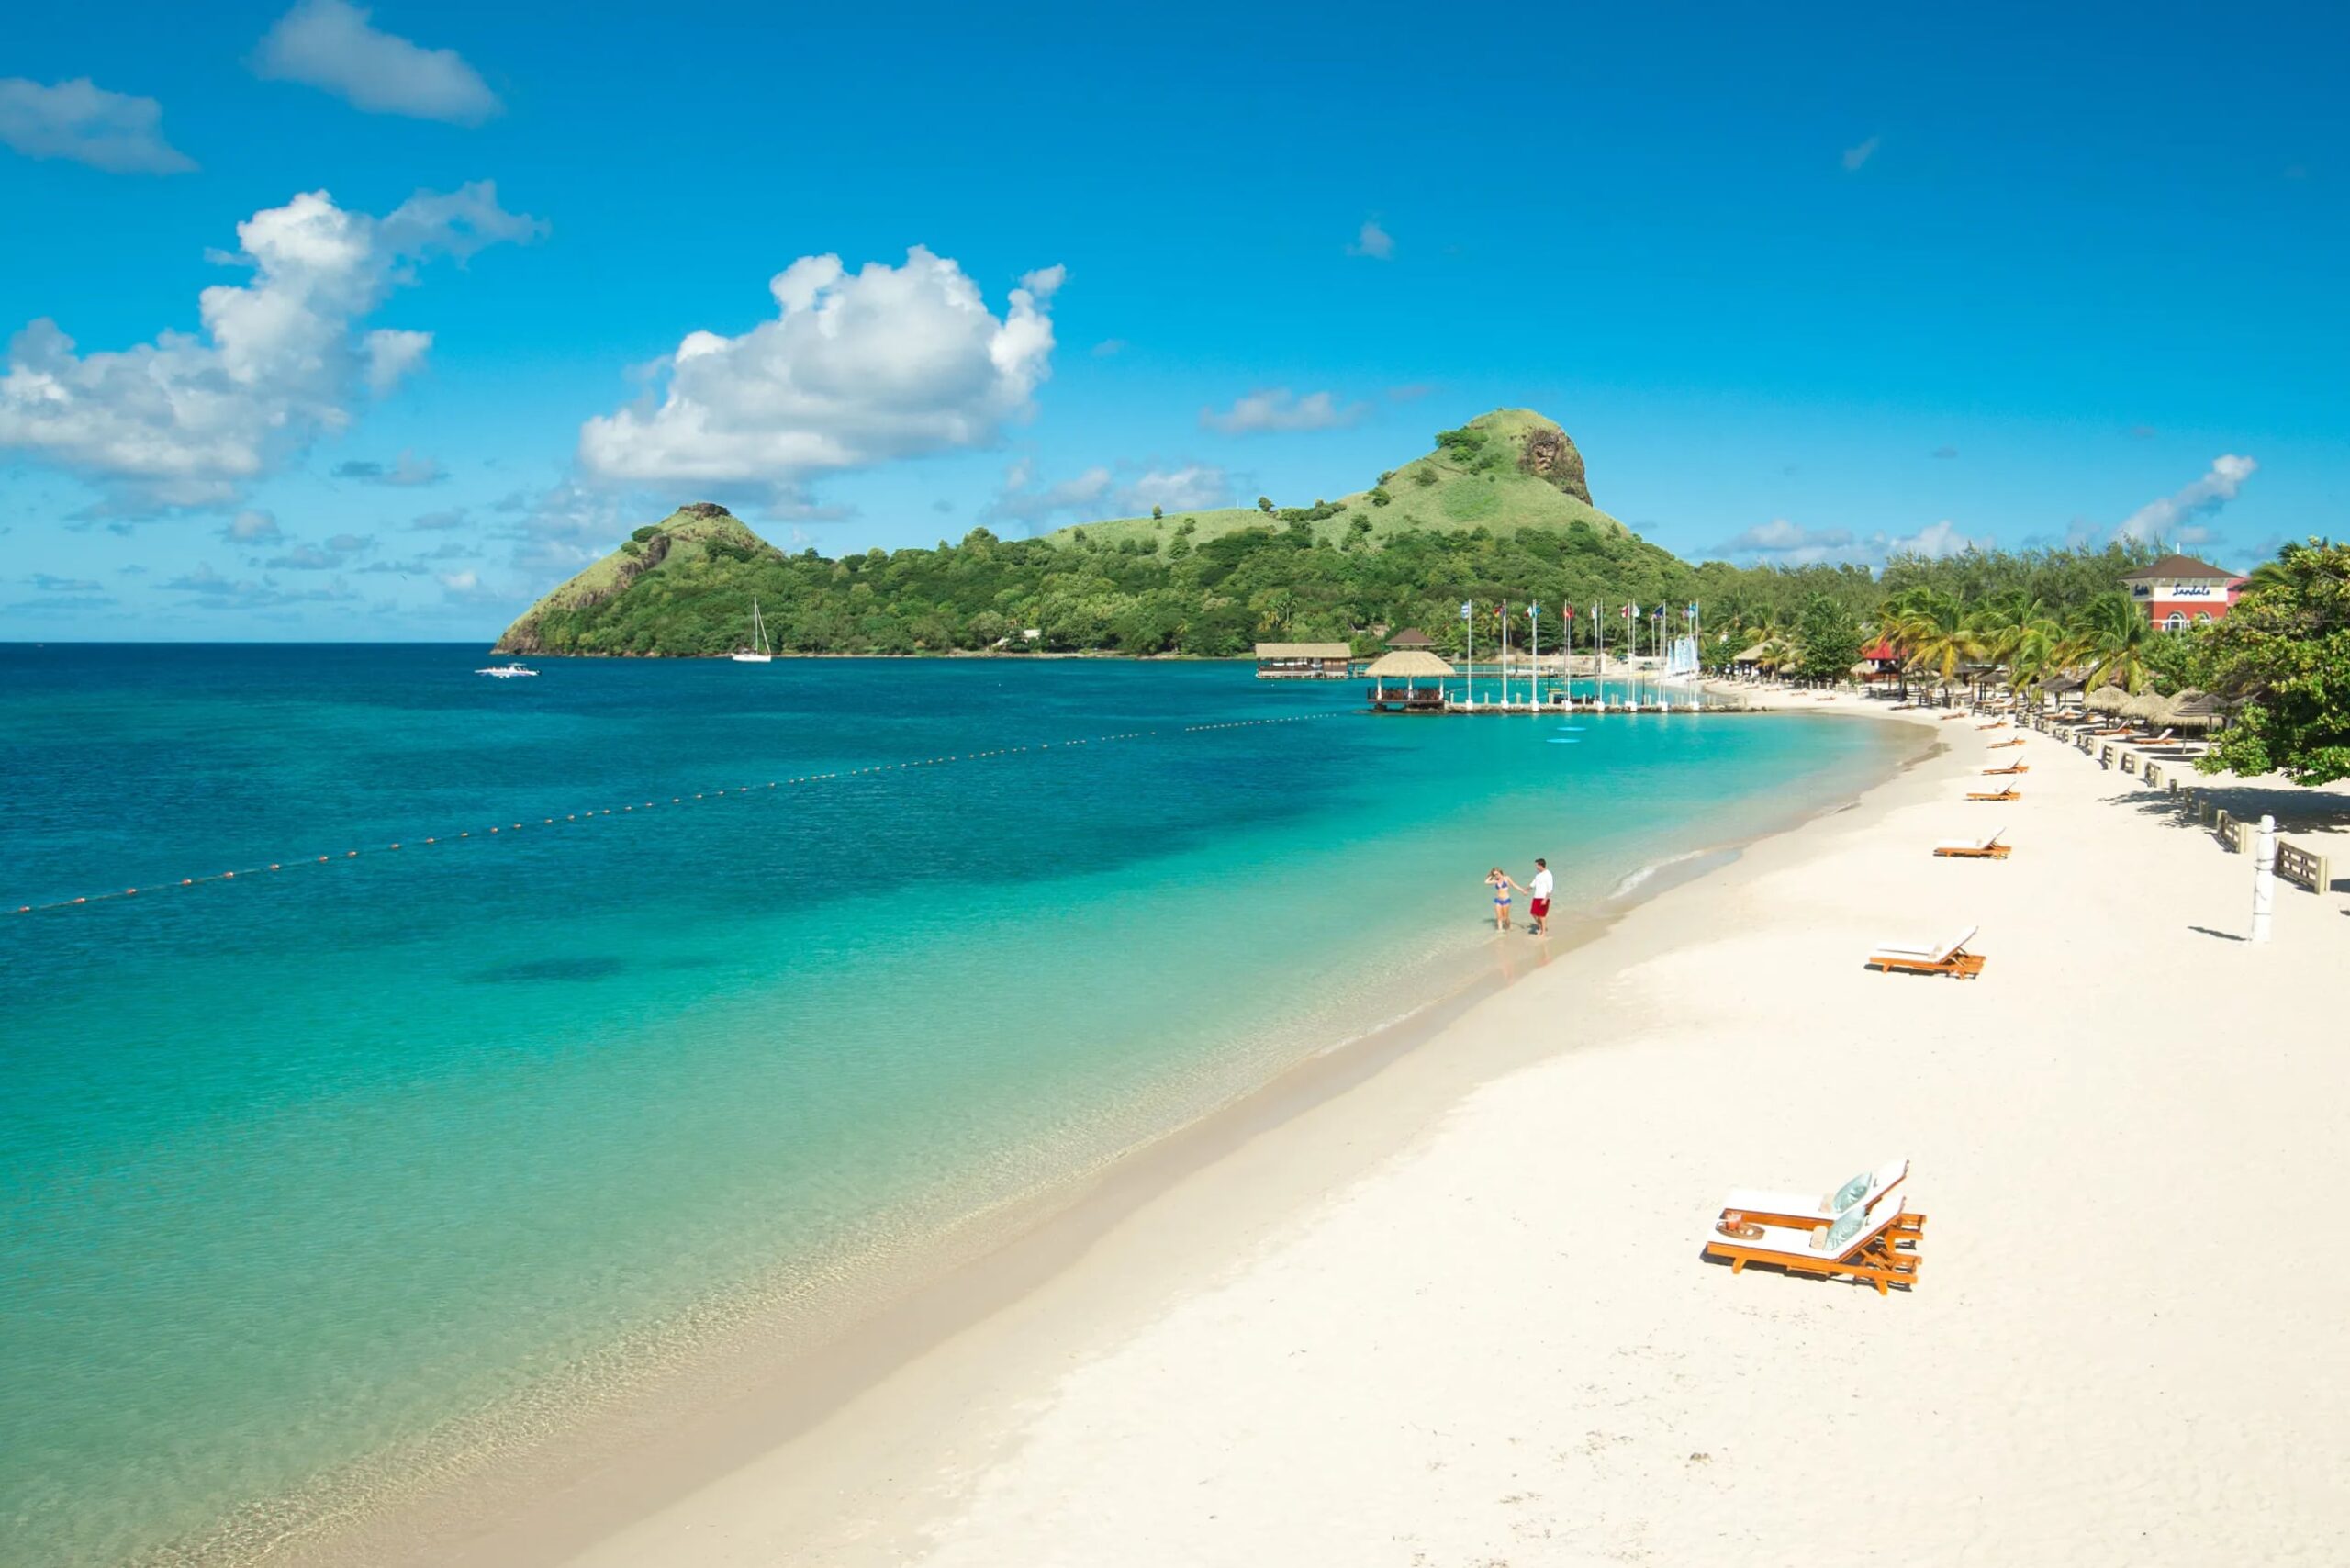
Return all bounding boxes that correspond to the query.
[0,646,1909,1565]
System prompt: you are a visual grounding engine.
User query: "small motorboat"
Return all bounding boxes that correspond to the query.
[476,662,539,678]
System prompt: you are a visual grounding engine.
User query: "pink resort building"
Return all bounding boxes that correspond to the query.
[2121,554,2246,631]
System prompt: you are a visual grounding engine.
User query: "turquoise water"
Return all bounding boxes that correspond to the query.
[0,648,1908,1564]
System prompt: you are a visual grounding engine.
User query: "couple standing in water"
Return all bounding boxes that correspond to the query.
[1483,858,1552,935]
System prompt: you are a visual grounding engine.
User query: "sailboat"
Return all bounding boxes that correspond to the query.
[731,597,774,663]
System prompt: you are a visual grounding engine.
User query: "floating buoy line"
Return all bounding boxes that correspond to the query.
[12,712,1341,918]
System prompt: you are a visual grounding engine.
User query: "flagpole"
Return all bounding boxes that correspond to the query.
[1530,600,1540,710]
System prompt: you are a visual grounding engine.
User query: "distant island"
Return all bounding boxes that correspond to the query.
[490,409,2164,664]
[492,410,1706,658]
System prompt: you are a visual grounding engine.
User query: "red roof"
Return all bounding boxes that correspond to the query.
[2120,554,2239,581]
[1863,641,1898,661]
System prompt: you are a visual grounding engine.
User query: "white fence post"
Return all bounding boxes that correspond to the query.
[2252,814,2277,944]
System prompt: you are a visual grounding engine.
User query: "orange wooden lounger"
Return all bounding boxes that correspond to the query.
[1704,1204,1926,1295]
[1975,720,2009,730]
[1933,832,2009,859]
[1965,786,2020,801]
[1988,737,2025,749]
[1981,762,2029,776]
[1865,926,1986,978]
[1938,712,1968,722]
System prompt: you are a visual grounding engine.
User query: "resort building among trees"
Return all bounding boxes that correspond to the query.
[1253,642,1355,679]
[2122,554,2245,630]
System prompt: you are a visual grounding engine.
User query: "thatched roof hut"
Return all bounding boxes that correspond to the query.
[1363,650,1456,680]
[1385,628,1436,650]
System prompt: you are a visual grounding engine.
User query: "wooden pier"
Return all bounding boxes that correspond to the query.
[1366,689,1737,716]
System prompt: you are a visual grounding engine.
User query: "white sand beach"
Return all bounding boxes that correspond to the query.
[527,697,2349,1568]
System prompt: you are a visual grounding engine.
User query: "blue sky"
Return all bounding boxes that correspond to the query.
[3,1,2344,639]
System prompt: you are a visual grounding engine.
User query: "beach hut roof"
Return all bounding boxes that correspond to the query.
[2122,688,2170,721]
[2042,672,2087,694]
[1734,641,1771,662]
[2086,683,2132,712]
[1254,642,1352,659]
[1364,649,1457,679]
[1385,627,1436,648]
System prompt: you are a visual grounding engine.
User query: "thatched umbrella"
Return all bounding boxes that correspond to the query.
[2122,688,2170,722]
[2169,689,2230,730]
[2086,683,2132,713]
[1364,648,1456,702]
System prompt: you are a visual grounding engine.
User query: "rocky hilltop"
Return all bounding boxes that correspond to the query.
[1043,409,1618,550]
[494,502,779,654]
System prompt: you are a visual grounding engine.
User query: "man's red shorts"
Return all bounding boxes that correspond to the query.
[1530,897,1551,920]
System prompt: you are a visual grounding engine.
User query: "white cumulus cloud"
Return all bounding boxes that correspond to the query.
[1123,465,1232,513]
[2114,454,2257,543]
[984,458,1233,529]
[252,0,500,124]
[579,247,1061,493]
[1885,519,1985,558]
[0,183,540,510]
[0,77,196,174]
[1201,388,1368,435]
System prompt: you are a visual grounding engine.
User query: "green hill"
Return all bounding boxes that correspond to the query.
[491,411,1706,659]
[1050,409,1623,549]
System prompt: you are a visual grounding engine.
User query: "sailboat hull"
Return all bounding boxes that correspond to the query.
[728,653,773,663]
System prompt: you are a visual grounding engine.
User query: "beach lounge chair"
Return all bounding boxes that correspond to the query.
[1975,720,2009,730]
[1723,1156,1910,1231]
[1938,711,1967,722]
[1865,925,1984,978]
[1981,762,2029,776]
[1933,832,2009,859]
[1704,1203,1924,1295]
[2131,728,2177,748]
[1965,786,2020,801]
[1988,737,2025,749]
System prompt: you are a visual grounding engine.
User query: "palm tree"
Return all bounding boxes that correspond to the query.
[1972,595,2065,704]
[1885,590,1983,704]
[2066,591,2155,694]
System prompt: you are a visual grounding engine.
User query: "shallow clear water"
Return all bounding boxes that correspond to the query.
[0,648,1908,1564]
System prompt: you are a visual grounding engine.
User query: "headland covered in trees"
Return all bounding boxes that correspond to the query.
[492,409,2177,668]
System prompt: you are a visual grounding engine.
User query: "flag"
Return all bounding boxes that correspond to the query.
[1460,600,1472,621]
[1528,601,1540,619]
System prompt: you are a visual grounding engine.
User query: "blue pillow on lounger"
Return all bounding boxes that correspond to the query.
[1828,1172,1872,1214]
[1823,1206,1868,1251]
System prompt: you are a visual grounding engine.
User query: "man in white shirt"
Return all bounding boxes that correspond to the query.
[1527,857,1554,935]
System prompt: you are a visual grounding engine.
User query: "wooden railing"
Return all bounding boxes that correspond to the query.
[2277,839,2333,895]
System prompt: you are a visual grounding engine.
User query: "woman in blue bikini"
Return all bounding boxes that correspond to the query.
[1483,866,1517,932]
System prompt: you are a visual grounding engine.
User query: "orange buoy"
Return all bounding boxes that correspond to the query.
[271,863,282,871]
[181,879,193,886]
[127,888,138,895]
[73,896,87,904]
[224,872,235,879]
[318,856,329,863]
